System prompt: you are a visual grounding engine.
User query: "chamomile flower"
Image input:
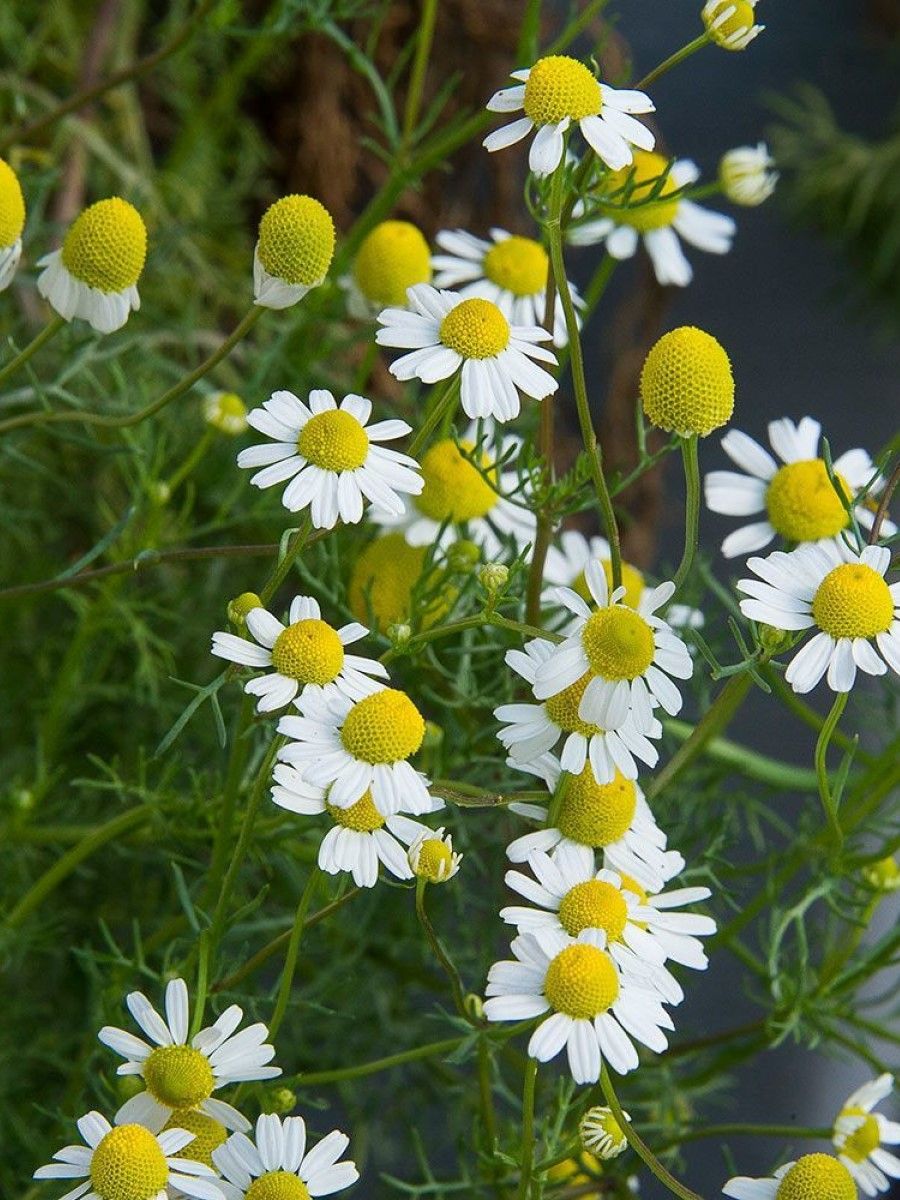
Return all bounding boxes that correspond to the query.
[533,559,693,734]
[277,686,431,815]
[723,1154,857,1200]
[431,228,582,347]
[641,325,735,437]
[0,157,26,291]
[569,153,735,289]
[340,219,432,317]
[484,927,675,1083]
[253,195,335,310]
[738,541,900,693]
[833,1075,900,1196]
[98,977,279,1134]
[702,0,764,51]
[271,762,440,888]
[371,422,535,557]
[580,1106,629,1160]
[203,392,248,436]
[705,416,895,558]
[376,284,558,423]
[212,1113,358,1200]
[237,388,423,528]
[409,827,462,883]
[211,594,387,713]
[483,55,655,177]
[37,198,147,333]
[33,1111,222,1200]
[720,144,778,206]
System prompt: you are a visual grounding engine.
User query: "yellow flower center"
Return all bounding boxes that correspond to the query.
[765,460,850,541]
[556,769,637,847]
[839,1108,881,1163]
[775,1154,856,1200]
[61,198,147,293]
[581,606,655,680]
[228,592,263,624]
[439,298,510,359]
[811,563,894,640]
[326,789,385,832]
[607,151,680,232]
[340,687,426,764]
[640,325,735,437]
[143,1044,215,1108]
[544,943,619,1019]
[352,220,432,306]
[483,236,548,298]
[257,195,335,286]
[705,0,757,44]
[544,672,604,737]
[348,533,453,631]
[414,838,455,882]
[297,409,369,471]
[572,560,645,610]
[204,391,248,435]
[863,854,900,892]
[89,1125,169,1200]
[523,55,602,125]
[246,1171,311,1200]
[546,1152,601,1186]
[270,618,345,684]
[162,1110,226,1167]
[558,880,628,940]
[0,158,26,248]
[415,438,498,523]
[617,872,648,903]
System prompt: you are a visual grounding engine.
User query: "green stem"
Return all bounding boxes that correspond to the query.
[663,718,819,791]
[654,1123,829,1153]
[517,1058,538,1200]
[815,692,849,850]
[382,611,561,663]
[763,666,867,760]
[635,32,712,91]
[401,0,438,143]
[291,1037,465,1087]
[164,428,215,494]
[259,517,312,605]
[0,314,65,387]
[673,435,700,590]
[415,877,471,1021]
[407,376,459,458]
[269,868,321,1038]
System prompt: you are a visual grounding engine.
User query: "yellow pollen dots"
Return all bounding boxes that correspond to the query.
[352,220,431,306]
[61,198,147,293]
[840,1109,881,1163]
[143,1044,215,1108]
[523,55,602,125]
[581,606,655,681]
[544,673,603,737]
[573,560,645,610]
[774,1154,856,1200]
[483,236,548,297]
[414,838,454,882]
[340,687,426,764]
[617,872,648,904]
[348,534,452,631]
[258,195,335,286]
[439,298,510,359]
[326,789,385,833]
[543,943,619,1019]
[297,409,369,471]
[245,1171,311,1200]
[609,151,680,232]
[641,326,735,437]
[558,880,628,940]
[811,563,894,640]
[415,438,498,523]
[270,619,345,684]
[556,769,637,847]
[0,158,25,248]
[89,1124,168,1200]
[765,460,849,541]
[162,1110,226,1167]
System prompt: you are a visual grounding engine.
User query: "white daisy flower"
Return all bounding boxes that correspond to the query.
[738,541,900,694]
[271,762,441,889]
[252,195,335,310]
[569,153,735,288]
[376,284,558,424]
[98,978,279,1134]
[276,686,431,816]
[213,1113,358,1200]
[723,1154,857,1200]
[431,228,583,347]
[532,558,693,735]
[371,421,535,557]
[720,143,778,206]
[833,1074,900,1196]
[0,157,26,292]
[33,1110,222,1200]
[237,389,423,528]
[705,416,896,558]
[579,1106,629,1160]
[495,637,663,784]
[702,0,764,52]
[484,927,675,1084]
[211,594,387,714]
[409,827,463,883]
[483,55,655,177]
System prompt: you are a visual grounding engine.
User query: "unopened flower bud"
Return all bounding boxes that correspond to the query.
[580,1105,629,1160]
[464,993,485,1021]
[479,562,509,594]
[203,390,249,435]
[388,621,412,647]
[446,539,481,572]
[863,855,900,893]
[702,0,764,50]
[261,1086,298,1115]
[409,828,462,883]
[720,144,777,206]
[227,591,262,631]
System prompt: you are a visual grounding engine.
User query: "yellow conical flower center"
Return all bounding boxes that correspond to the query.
[162,1110,226,1167]
[353,220,431,306]
[414,838,455,881]
[705,0,757,44]
[640,325,734,437]
[608,151,680,232]
[61,198,147,293]
[439,298,510,358]
[143,1044,214,1108]
[257,195,335,286]
[348,533,452,631]
[558,879,628,940]
[415,438,498,522]
[617,872,648,904]
[811,563,894,640]
[546,1152,601,1185]
[89,1124,168,1200]
[775,1154,856,1200]
[297,408,369,471]
[326,788,385,832]
[557,769,637,847]
[341,687,425,763]
[271,618,345,684]
[246,1171,311,1200]
[204,391,248,435]
[483,236,548,298]
[765,460,850,541]
[523,55,602,125]
[0,158,26,248]
[839,1108,881,1163]
[572,560,645,611]
[544,672,604,737]
[229,592,263,623]
[582,606,655,681]
[544,943,619,1018]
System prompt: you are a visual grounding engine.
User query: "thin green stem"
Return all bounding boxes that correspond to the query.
[259,517,312,605]
[0,314,65,387]
[655,1123,829,1153]
[291,1037,465,1087]
[674,435,700,590]
[763,666,868,760]
[407,376,459,458]
[415,877,470,1021]
[269,868,322,1038]
[382,611,561,663]
[401,0,438,143]
[517,1058,538,1200]
[815,692,849,850]
[635,32,712,91]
